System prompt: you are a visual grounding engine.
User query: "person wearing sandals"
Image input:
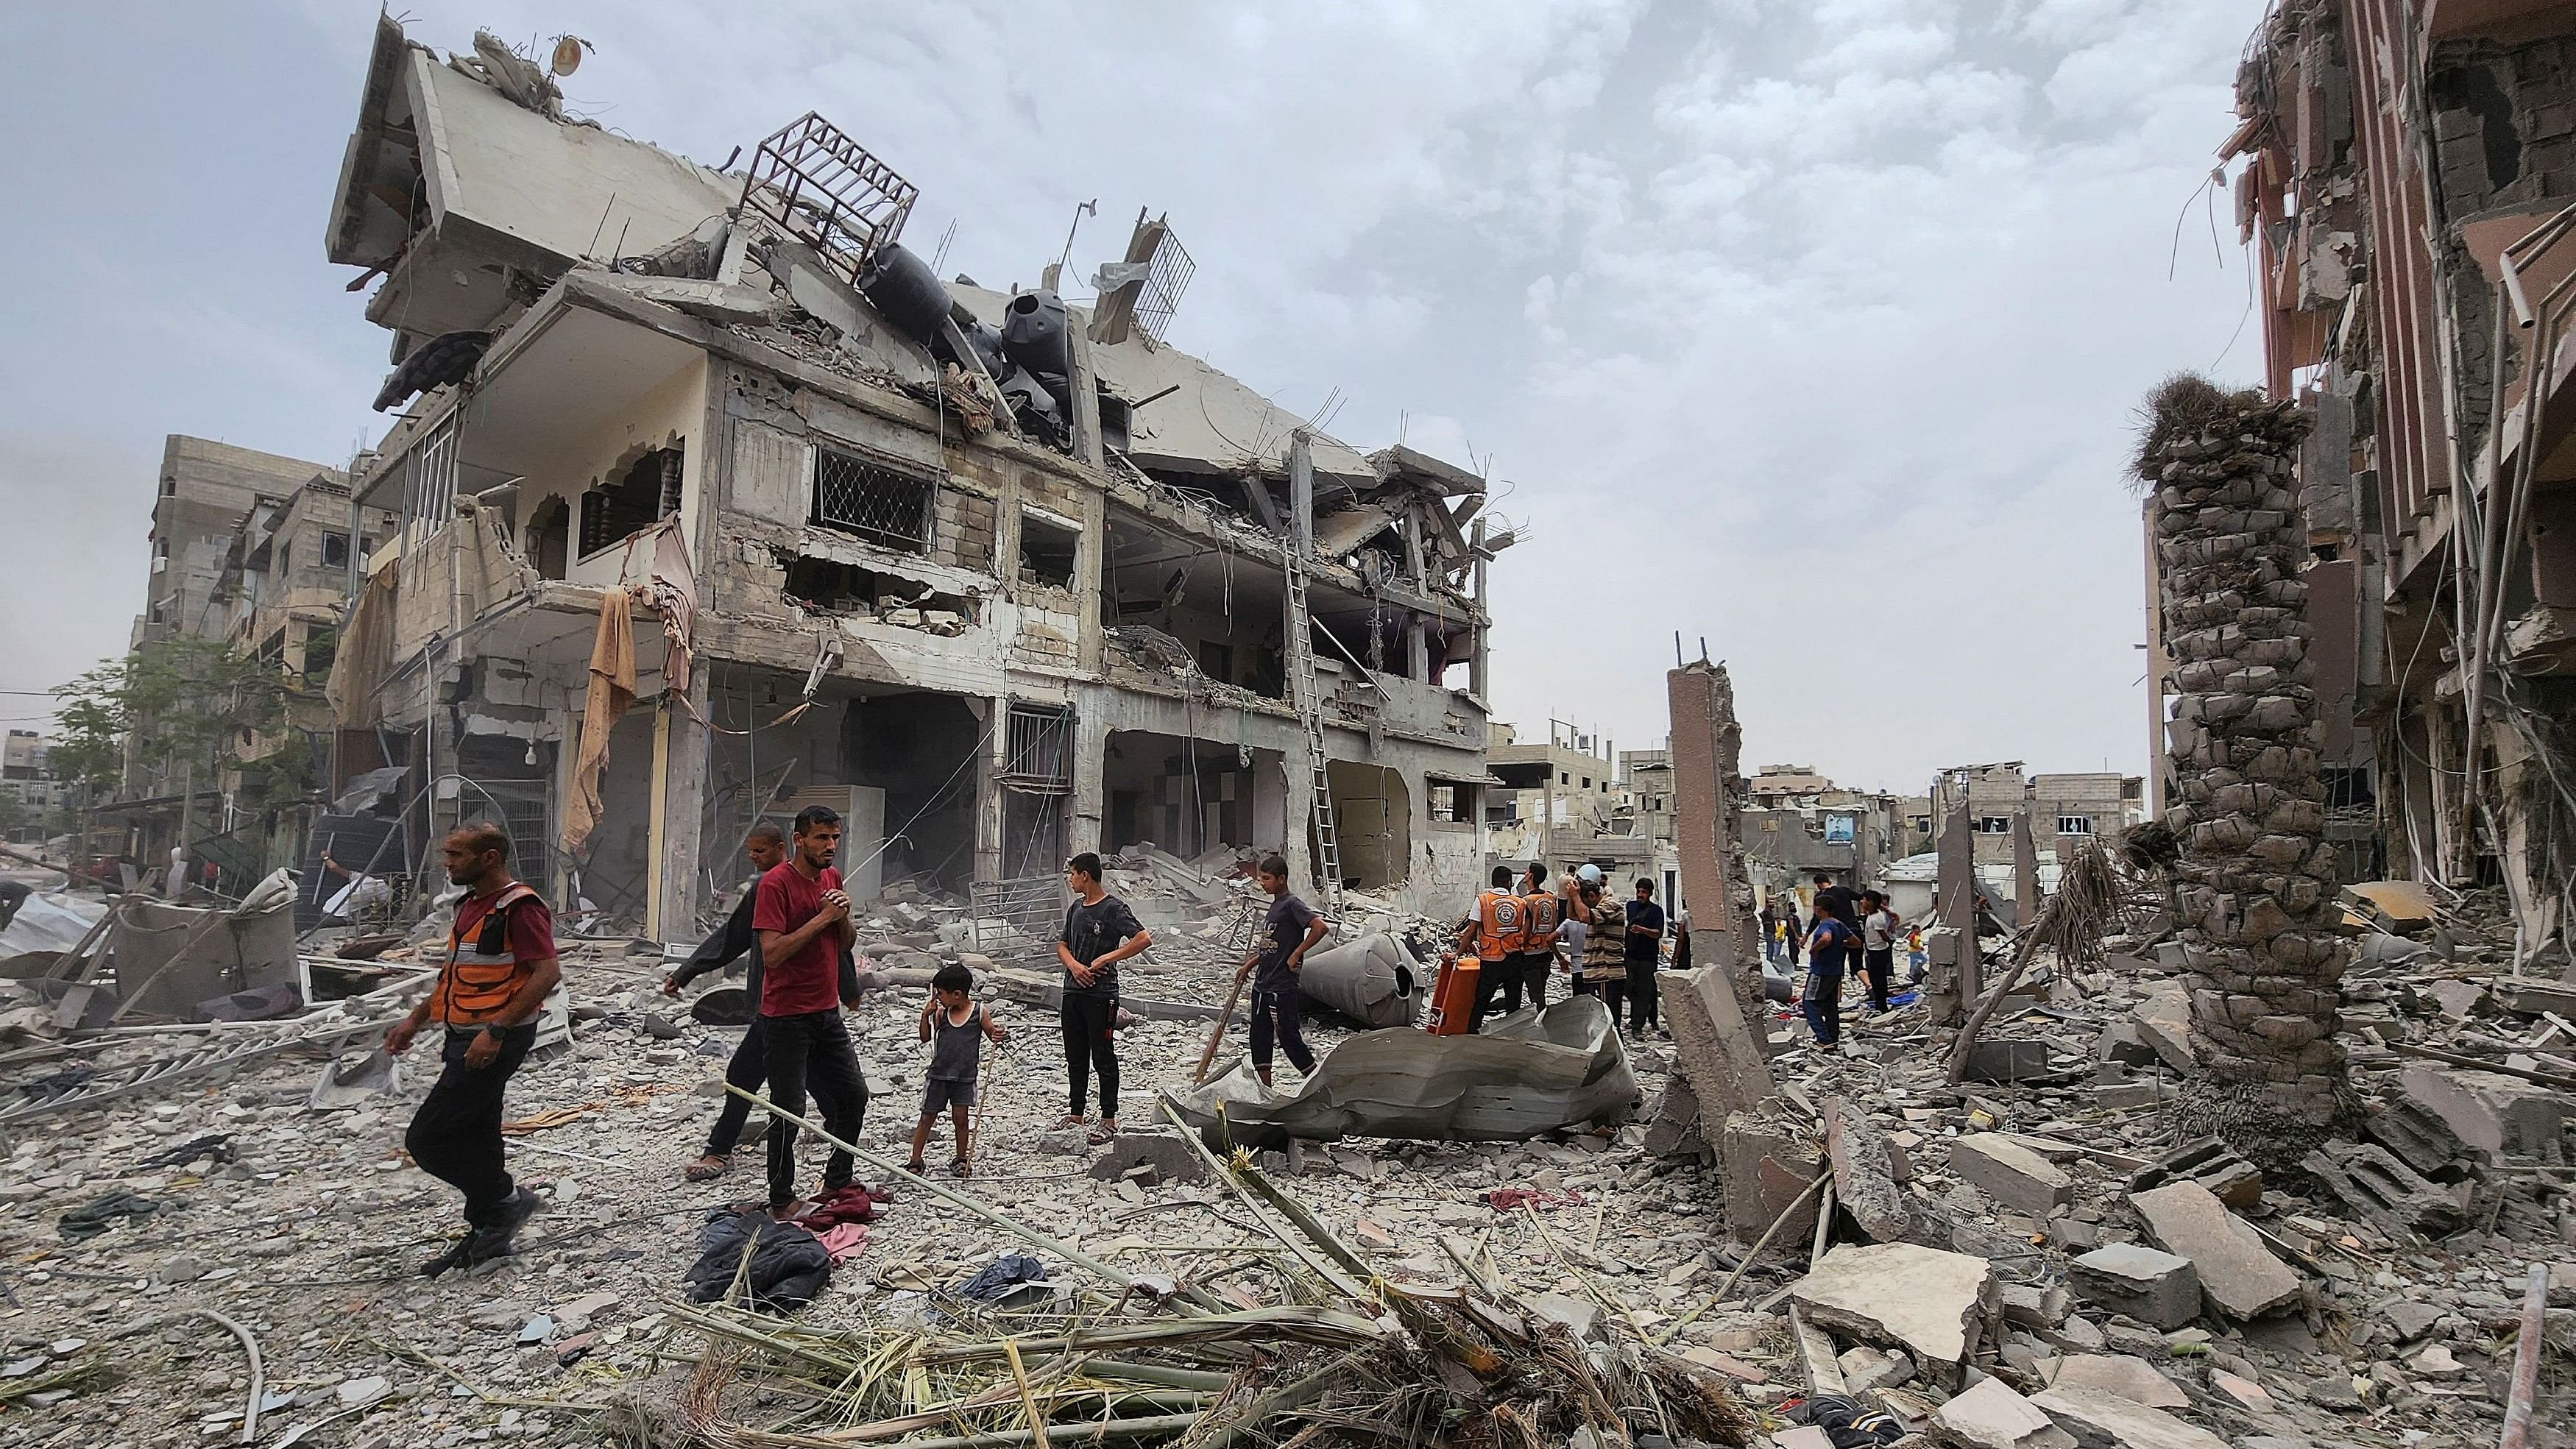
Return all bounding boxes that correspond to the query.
[1055,852,1152,1144]
[908,964,1008,1177]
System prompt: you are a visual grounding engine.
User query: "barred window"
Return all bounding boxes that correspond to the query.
[813,446,933,554]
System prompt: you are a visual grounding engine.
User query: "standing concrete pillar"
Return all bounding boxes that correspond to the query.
[972,696,1006,882]
[2139,375,2351,1168]
[2011,807,2039,924]
[1666,662,1763,1019]
[1931,801,1978,1021]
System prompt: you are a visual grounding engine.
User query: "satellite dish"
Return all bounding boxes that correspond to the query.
[550,35,588,77]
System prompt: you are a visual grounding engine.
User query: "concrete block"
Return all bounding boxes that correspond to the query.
[2068,1244,2200,1330]
[1835,1344,1914,1395]
[2130,986,2197,1071]
[2129,1182,2300,1318]
[1951,1133,2075,1214]
[2045,1353,2188,1409]
[1789,1242,1998,1387]
[1720,1113,1819,1245]
[1998,1281,2070,1328]
[1825,1094,1911,1242]
[1663,966,1776,1118]
[1933,1377,2076,1449]
[1963,1038,2050,1083]
[2397,1064,2567,1161]
[1085,1130,1209,1186]
[2030,1386,2230,1449]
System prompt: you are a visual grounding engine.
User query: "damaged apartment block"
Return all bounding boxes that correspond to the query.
[318,18,1502,938]
[2191,0,2576,972]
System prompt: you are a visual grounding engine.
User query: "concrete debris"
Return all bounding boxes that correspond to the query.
[2395,1063,2567,1163]
[2067,1243,2201,1330]
[1934,1376,2077,1449]
[2299,1138,2462,1237]
[2126,1137,2261,1210]
[1950,1133,2073,1214]
[2043,1353,2189,1409]
[1789,1242,1998,1387]
[1823,1094,1911,1242]
[2128,1182,2301,1319]
[2029,1386,2231,1449]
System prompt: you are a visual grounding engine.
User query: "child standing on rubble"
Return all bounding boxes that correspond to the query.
[1057,853,1152,1144]
[909,964,1007,1177]
[1237,854,1330,1088]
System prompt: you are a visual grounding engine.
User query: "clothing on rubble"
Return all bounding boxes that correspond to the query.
[956,1253,1051,1303]
[60,1189,160,1241]
[793,1183,891,1230]
[684,1207,833,1312]
[559,584,637,854]
[813,1222,868,1265]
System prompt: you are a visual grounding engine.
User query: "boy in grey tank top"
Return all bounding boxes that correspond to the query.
[909,963,1008,1177]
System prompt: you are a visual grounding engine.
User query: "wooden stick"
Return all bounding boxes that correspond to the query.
[113,1309,265,1445]
[1195,972,1249,1086]
[1001,1339,1050,1449]
[1657,1168,1830,1345]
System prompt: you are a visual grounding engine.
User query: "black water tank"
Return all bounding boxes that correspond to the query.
[854,242,950,347]
[1000,290,1070,380]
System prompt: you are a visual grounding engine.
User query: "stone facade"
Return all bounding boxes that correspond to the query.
[2140,378,2353,1166]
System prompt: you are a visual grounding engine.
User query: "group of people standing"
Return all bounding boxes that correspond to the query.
[1455,864,1674,1036]
[1762,871,1908,1047]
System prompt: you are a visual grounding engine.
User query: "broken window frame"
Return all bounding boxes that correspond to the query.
[1974,815,2014,835]
[2056,815,2095,835]
[578,444,682,560]
[321,531,351,570]
[811,445,935,556]
[1018,507,1080,590]
[998,704,1075,794]
[398,411,461,561]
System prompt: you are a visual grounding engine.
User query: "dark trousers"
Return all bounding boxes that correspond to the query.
[1061,992,1119,1119]
[1472,954,1549,1027]
[1248,988,1315,1073]
[1602,966,1658,1034]
[1863,949,1895,1013]
[1803,971,1844,1044]
[406,1023,536,1227]
[762,1010,868,1209]
[705,1018,768,1156]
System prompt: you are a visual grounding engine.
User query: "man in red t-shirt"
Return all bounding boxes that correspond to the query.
[385,822,561,1275]
[753,804,868,1215]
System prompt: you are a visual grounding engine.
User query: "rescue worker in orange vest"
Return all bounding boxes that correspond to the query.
[384,822,562,1276]
[1512,864,1563,1014]
[1456,865,1527,1030]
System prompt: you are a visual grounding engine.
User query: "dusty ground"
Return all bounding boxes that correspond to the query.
[2,869,2571,1448]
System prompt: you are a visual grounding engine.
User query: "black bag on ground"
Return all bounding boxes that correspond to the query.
[684,1207,832,1311]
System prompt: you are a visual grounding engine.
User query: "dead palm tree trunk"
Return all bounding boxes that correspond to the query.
[2137,375,2354,1169]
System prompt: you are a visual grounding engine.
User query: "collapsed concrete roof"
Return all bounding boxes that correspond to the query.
[325,15,742,345]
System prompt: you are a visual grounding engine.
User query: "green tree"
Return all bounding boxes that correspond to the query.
[48,637,301,804]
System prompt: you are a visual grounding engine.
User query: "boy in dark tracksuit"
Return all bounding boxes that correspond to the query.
[1238,854,1329,1087]
[1056,852,1152,1143]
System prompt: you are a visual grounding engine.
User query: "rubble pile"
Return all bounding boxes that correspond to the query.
[1,853,2572,1446]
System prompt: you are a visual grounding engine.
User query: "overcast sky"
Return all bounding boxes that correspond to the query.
[0,0,2264,793]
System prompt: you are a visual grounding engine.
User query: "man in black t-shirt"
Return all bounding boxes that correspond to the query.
[1055,852,1151,1143]
[1812,872,1861,932]
[1605,877,1666,1036]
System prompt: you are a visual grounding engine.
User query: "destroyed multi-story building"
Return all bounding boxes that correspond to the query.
[1487,723,1652,885]
[102,436,365,872]
[311,21,1501,937]
[2216,0,2576,957]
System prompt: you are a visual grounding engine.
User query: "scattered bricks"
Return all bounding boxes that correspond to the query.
[2299,1140,2463,1237]
[2031,1387,2229,1449]
[2129,1182,2301,1318]
[2397,1064,2567,1161]
[2127,1138,2262,1211]
[1084,1130,1209,1186]
[1963,1038,2050,1083]
[1951,1133,2076,1214]
[1719,1113,1820,1246]
[2045,1353,2190,1409]
[1789,1242,1999,1389]
[1825,1094,1911,1243]
[1933,1377,2076,1449]
[2069,1244,2201,1330]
